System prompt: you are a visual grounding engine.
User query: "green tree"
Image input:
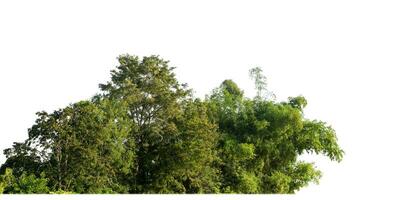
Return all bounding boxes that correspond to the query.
[2,100,136,193]
[99,55,220,193]
[0,168,49,194]
[0,142,42,178]
[207,78,343,193]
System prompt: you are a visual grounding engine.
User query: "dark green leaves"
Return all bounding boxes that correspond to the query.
[0,55,343,194]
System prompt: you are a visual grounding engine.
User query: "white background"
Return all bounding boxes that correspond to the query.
[1,0,393,199]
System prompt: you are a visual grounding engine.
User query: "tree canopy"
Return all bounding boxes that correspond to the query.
[0,55,343,194]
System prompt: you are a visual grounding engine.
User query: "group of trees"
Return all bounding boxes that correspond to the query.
[0,55,343,194]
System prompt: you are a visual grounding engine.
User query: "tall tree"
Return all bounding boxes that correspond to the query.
[99,55,220,193]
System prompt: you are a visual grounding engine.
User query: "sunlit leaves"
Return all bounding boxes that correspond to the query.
[0,168,49,194]
[0,55,343,194]
[208,79,343,193]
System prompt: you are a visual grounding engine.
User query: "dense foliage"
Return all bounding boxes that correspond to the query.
[0,55,343,194]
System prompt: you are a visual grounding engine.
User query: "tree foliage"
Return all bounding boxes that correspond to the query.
[206,77,343,193]
[0,55,343,194]
[0,168,49,194]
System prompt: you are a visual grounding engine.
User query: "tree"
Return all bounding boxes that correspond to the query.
[207,78,343,193]
[0,142,42,178]
[2,100,136,193]
[99,55,220,193]
[0,168,49,194]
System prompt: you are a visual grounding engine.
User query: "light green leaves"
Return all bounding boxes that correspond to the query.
[0,55,343,194]
[0,168,49,194]
[208,75,343,193]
